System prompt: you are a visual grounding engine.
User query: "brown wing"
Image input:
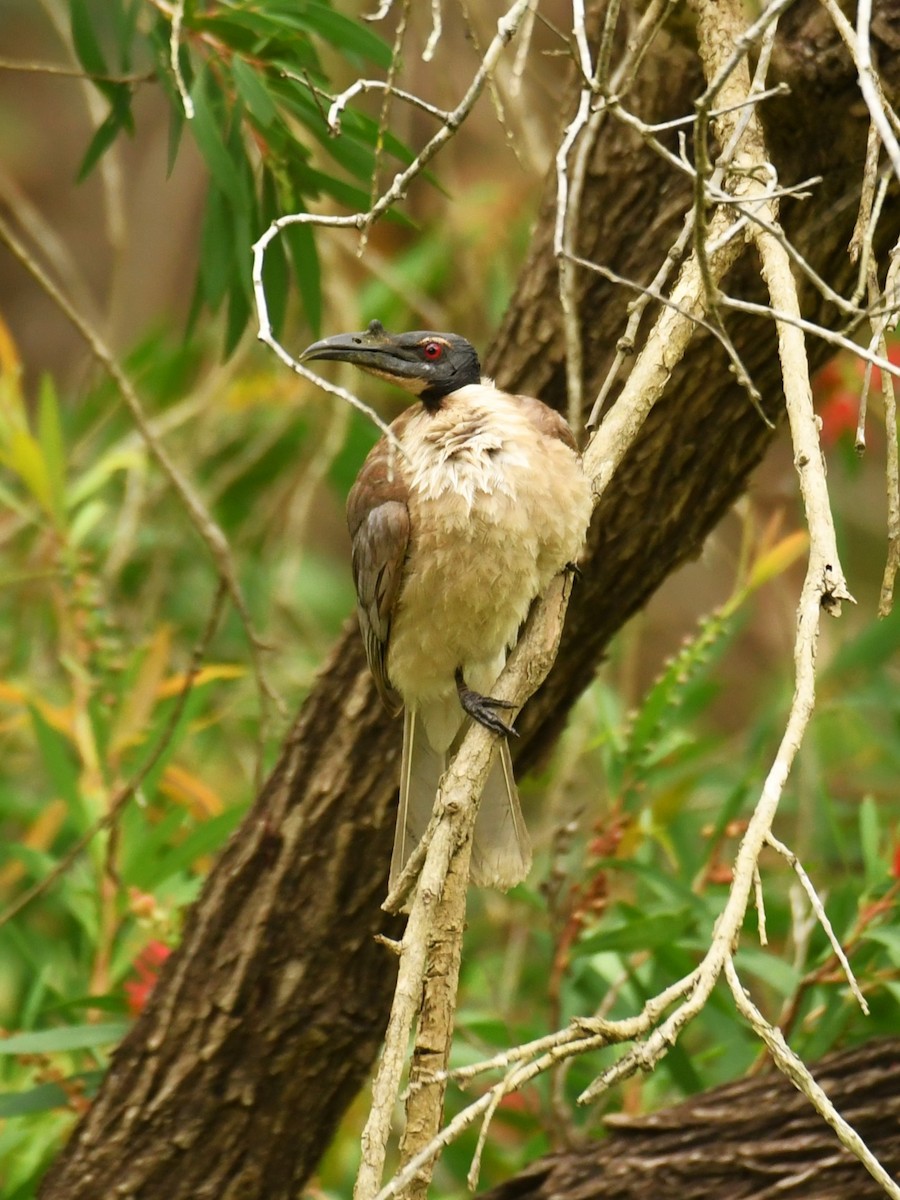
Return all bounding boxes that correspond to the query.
[346,428,411,715]
[512,393,580,452]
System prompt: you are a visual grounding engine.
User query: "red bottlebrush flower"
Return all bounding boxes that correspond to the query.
[124,940,172,1017]
[819,390,858,447]
[871,341,900,394]
[813,359,843,393]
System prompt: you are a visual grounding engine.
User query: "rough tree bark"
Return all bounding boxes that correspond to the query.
[38,3,900,1198]
[480,1039,900,1200]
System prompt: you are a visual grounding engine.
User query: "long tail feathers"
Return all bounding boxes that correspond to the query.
[391,701,532,895]
[470,738,532,889]
[391,706,444,891]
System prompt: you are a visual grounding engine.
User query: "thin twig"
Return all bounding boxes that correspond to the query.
[722,294,900,383]
[856,0,900,181]
[555,0,673,434]
[169,0,194,119]
[849,121,881,266]
[725,957,900,1199]
[0,56,153,83]
[359,0,410,258]
[326,80,450,135]
[766,833,868,1013]
[568,249,768,424]
[423,0,443,61]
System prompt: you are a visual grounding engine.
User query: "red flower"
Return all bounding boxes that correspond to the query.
[871,341,900,394]
[124,941,172,1017]
[818,390,858,447]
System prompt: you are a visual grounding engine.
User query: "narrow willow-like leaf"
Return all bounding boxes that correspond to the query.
[270,1,393,68]
[190,68,251,215]
[0,1022,130,1055]
[37,375,66,527]
[199,185,235,312]
[232,57,278,128]
[284,215,321,337]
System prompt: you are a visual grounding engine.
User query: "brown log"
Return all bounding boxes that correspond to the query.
[38,4,900,1197]
[480,1039,900,1200]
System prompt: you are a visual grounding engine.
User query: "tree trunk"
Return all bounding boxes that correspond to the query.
[39,3,900,1197]
[480,1039,900,1200]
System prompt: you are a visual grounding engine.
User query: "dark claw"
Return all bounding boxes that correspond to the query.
[455,669,519,738]
[565,561,584,581]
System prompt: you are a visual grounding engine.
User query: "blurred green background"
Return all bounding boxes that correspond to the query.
[0,2,898,1197]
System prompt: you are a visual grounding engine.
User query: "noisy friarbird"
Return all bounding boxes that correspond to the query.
[301,320,593,893]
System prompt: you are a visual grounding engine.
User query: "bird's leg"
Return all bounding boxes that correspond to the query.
[455,668,518,738]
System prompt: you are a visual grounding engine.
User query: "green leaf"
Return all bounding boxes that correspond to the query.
[136,808,243,890]
[69,498,109,548]
[29,707,81,813]
[190,68,250,215]
[0,1081,69,1118]
[574,907,695,956]
[67,445,141,509]
[130,689,206,803]
[284,217,321,336]
[41,993,127,1018]
[826,605,900,676]
[225,276,251,355]
[70,0,108,81]
[627,611,732,769]
[0,1022,129,1055]
[272,2,393,68]
[734,946,800,996]
[199,186,235,312]
[37,374,66,526]
[269,79,374,182]
[167,99,186,176]
[862,926,900,964]
[232,57,278,128]
[0,476,37,523]
[121,807,189,889]
[859,795,883,887]
[115,0,142,72]
[77,102,127,182]
[1,428,55,518]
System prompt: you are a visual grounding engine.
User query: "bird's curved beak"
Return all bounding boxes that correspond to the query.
[300,321,399,372]
[300,322,431,393]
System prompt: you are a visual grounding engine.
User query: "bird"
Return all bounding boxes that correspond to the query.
[300,320,593,894]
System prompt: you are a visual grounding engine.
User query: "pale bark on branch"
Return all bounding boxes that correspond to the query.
[480,1038,900,1200]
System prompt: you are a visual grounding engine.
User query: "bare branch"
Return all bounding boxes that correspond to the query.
[422,0,443,62]
[725,957,900,1200]
[327,79,450,135]
[857,0,900,180]
[766,833,868,1013]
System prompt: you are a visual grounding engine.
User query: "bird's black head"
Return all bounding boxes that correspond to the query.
[300,320,481,407]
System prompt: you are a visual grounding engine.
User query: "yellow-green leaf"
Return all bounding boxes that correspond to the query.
[37,374,66,525]
[2,428,55,518]
[745,531,809,594]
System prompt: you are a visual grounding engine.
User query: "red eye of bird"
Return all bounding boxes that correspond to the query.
[423,341,443,361]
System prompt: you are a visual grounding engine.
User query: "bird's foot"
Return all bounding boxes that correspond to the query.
[455,669,518,738]
[565,560,584,582]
